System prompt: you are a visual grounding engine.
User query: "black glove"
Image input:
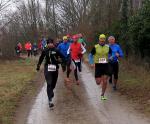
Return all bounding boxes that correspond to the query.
[36,65,40,71]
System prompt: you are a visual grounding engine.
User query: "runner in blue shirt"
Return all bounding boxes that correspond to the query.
[57,36,71,82]
[108,36,123,90]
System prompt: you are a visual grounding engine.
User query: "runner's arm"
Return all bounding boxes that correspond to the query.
[90,47,96,55]
[81,44,86,54]
[88,53,94,64]
[57,43,61,50]
[37,50,46,67]
[56,49,65,59]
[109,47,112,55]
[67,46,70,55]
[108,47,114,60]
[89,47,96,65]
[82,42,86,47]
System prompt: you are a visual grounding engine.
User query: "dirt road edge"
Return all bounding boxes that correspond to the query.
[14,70,45,124]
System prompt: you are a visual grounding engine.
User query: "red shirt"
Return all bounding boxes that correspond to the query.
[25,42,32,50]
[70,42,82,60]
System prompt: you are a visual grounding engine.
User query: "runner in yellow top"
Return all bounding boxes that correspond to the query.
[89,34,112,100]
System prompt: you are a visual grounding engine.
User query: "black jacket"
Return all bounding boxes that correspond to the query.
[37,47,64,69]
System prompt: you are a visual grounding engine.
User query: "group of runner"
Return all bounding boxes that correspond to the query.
[89,34,123,100]
[15,41,38,57]
[15,37,52,57]
[36,33,123,108]
[57,34,86,84]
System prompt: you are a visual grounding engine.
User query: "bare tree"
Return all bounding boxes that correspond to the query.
[0,0,144,57]
[0,0,11,12]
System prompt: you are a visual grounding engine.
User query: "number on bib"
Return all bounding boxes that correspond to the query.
[48,64,56,72]
[75,59,80,63]
[99,58,107,64]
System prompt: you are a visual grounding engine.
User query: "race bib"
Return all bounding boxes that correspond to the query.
[48,64,56,72]
[75,59,80,63]
[99,58,107,64]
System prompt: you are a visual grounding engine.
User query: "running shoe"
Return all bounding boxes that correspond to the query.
[101,96,107,100]
[49,102,54,108]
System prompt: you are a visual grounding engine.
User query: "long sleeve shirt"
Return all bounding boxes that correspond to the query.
[80,44,86,54]
[37,48,64,69]
[57,42,71,59]
[67,43,86,59]
[109,43,123,63]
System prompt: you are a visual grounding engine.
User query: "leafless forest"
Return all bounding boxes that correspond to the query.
[0,0,144,57]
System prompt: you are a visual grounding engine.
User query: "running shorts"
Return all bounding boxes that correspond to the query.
[95,63,109,78]
[109,62,119,79]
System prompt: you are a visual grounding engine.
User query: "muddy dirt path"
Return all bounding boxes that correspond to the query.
[26,64,150,124]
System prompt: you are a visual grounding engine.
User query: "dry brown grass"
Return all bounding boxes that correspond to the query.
[119,59,150,115]
[0,58,37,124]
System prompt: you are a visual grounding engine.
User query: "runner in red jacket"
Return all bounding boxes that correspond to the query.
[25,41,32,57]
[67,35,86,85]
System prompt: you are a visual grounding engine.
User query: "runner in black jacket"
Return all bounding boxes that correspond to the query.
[36,38,64,108]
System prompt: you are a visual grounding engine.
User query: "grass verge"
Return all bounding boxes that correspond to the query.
[0,58,37,124]
[119,59,150,116]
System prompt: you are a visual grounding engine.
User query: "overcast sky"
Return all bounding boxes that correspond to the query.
[1,0,45,12]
